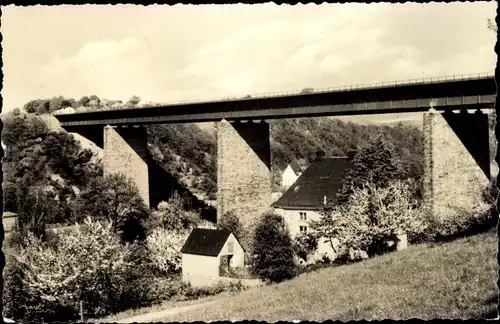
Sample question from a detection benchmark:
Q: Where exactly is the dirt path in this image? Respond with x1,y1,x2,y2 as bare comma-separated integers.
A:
115,300,219,323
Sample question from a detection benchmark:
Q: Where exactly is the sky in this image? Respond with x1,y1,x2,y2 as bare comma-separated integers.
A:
1,3,497,125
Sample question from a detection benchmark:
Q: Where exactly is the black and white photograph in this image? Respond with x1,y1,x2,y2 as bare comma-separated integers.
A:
0,2,498,322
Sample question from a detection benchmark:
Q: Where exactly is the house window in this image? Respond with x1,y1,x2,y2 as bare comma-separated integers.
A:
299,226,308,233
299,212,307,220
228,241,234,254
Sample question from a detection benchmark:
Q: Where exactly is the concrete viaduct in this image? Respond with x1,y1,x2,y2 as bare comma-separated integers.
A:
54,72,497,228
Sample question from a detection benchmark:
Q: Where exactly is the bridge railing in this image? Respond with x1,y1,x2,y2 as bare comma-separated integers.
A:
54,72,495,115
149,71,495,105
237,71,495,100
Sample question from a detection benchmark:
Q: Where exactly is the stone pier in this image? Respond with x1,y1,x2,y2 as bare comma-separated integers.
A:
422,109,493,222
216,119,272,232
103,125,150,207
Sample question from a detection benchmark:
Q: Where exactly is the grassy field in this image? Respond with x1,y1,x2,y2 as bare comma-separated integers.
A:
131,228,498,322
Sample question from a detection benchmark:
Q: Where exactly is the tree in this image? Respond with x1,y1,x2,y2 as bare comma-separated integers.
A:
311,179,426,258
35,101,49,115
73,173,150,239
217,210,244,241
146,227,187,275
3,181,19,212
487,18,497,33
251,213,297,283
12,218,135,321
23,99,45,113
40,132,96,187
336,136,405,205
147,192,200,233
127,95,141,107
292,232,318,261
48,96,64,112
16,185,58,241
78,96,90,107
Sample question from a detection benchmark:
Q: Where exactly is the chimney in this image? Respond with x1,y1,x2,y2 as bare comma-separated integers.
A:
347,150,356,161
314,150,326,162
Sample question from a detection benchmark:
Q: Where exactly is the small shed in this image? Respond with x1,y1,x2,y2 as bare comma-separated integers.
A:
2,212,18,234
181,228,245,287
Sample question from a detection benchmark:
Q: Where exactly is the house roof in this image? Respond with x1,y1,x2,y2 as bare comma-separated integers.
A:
181,228,234,257
2,211,18,219
272,157,353,210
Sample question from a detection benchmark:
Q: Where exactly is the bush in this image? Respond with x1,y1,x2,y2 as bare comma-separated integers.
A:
146,227,188,275
251,213,297,283
148,192,201,233
179,280,246,301
292,232,318,261
197,219,217,229
8,217,151,322
3,181,19,212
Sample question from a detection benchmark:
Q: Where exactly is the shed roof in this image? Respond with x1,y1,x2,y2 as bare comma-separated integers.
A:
181,228,235,257
272,157,353,210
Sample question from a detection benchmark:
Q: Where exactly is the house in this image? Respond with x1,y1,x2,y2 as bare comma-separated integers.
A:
181,228,245,287
272,151,355,263
281,159,306,191
2,211,18,234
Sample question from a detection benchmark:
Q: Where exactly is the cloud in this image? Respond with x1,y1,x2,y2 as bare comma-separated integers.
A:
2,3,496,111
38,37,154,102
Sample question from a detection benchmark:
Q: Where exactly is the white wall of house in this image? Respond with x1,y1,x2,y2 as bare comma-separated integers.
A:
182,253,220,287
281,165,300,190
274,207,339,262
274,208,321,238
182,233,246,287
217,233,245,268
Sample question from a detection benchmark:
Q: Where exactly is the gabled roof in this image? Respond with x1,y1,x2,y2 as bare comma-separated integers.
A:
181,228,233,257
272,157,353,210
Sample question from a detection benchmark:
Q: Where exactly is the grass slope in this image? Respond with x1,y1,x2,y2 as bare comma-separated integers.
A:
150,229,498,321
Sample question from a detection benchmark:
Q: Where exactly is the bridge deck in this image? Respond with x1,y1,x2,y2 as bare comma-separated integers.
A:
55,74,496,126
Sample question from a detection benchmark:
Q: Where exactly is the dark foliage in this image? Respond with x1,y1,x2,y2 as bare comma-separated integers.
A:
217,210,244,241
336,136,407,205
251,213,297,283
73,173,150,240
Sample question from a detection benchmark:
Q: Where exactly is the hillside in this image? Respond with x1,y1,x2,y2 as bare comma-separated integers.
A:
105,228,497,322
148,118,423,200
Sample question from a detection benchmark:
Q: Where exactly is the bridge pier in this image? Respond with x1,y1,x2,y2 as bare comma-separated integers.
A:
217,119,272,242
422,109,493,222
104,125,150,207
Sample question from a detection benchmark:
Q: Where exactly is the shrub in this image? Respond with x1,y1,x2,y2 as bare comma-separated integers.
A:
292,232,318,261
3,181,19,212
197,219,217,229
118,243,159,308
251,213,297,283
148,192,201,233
9,217,149,321
146,227,188,275
179,280,246,301
424,204,495,242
